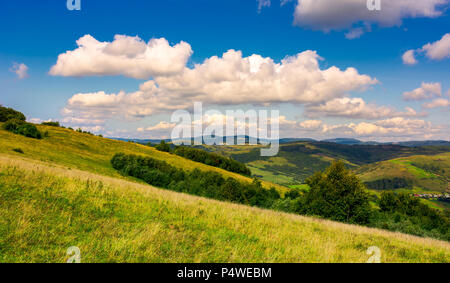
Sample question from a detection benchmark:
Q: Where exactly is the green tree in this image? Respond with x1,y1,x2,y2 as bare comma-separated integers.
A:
0,105,26,122
302,160,371,224
155,140,171,152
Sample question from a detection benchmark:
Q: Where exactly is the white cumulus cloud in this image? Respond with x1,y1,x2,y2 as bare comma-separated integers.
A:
305,97,422,119
402,50,418,65
421,33,450,60
402,33,450,64
62,49,377,122
49,35,193,79
422,98,450,109
321,117,444,140
403,82,442,101
138,121,177,132
293,0,447,37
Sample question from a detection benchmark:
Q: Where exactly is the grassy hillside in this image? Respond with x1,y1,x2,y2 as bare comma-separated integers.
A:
1,156,449,263
0,123,285,193
357,153,449,193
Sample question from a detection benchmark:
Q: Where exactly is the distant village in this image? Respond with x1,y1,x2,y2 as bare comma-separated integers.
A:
413,193,450,201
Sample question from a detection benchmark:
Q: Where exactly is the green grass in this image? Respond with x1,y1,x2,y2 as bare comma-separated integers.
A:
390,160,436,179
289,184,310,191
0,156,449,263
357,154,449,193
202,143,333,185
203,142,449,189
248,165,295,185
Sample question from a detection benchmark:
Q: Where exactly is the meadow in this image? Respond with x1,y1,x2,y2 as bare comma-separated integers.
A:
0,156,449,263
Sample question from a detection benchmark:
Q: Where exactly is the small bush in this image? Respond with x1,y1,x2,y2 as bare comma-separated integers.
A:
41,121,60,127
16,123,42,139
3,119,42,139
12,148,24,154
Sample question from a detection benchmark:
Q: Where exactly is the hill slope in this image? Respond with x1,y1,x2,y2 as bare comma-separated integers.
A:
199,142,449,186
357,153,450,193
1,156,449,263
0,123,285,192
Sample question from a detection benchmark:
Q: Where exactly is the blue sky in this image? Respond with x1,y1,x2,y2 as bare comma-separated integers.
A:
1,0,449,141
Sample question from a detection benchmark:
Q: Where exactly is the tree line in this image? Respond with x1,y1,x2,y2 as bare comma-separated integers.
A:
111,153,279,209
147,141,252,176
173,146,252,176
364,177,413,190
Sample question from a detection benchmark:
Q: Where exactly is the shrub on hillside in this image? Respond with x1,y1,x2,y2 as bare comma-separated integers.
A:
41,121,60,127
3,119,42,139
0,105,26,122
13,148,24,154
300,160,371,224
16,123,42,139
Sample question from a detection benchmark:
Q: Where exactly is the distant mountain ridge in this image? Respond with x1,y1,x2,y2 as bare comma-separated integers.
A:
321,138,450,147
111,136,450,147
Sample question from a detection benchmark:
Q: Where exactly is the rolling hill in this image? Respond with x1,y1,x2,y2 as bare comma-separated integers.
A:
198,142,450,187
1,123,449,262
357,153,450,193
0,123,285,193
